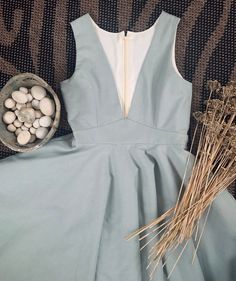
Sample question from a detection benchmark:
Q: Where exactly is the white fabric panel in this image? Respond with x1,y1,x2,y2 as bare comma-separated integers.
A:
93,27,155,116
91,18,182,116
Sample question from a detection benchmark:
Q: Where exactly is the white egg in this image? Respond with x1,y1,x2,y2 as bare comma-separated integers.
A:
32,99,40,109
15,110,19,116
31,85,47,100
13,119,23,128
4,98,16,109
35,110,43,118
39,97,55,116
7,124,16,132
18,108,35,123
15,128,22,136
33,119,40,128
39,116,52,127
3,111,16,124
21,125,28,131
16,103,26,110
12,91,28,104
29,127,36,134
19,87,28,94
17,131,31,145
27,94,33,102
36,127,48,139
24,122,32,128
18,115,25,123
29,134,36,143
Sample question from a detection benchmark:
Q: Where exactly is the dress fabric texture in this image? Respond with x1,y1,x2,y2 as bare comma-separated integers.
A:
0,10,236,281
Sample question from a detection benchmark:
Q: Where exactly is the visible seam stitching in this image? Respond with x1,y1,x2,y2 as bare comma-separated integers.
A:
74,117,124,131
74,118,188,136
126,117,188,135
75,142,187,146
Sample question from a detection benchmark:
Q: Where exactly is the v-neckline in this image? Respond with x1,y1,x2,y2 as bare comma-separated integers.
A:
86,10,165,119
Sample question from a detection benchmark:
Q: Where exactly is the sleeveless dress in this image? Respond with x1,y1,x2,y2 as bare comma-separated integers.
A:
0,10,235,281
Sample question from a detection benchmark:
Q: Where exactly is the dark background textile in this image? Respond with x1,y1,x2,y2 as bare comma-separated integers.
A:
0,0,235,198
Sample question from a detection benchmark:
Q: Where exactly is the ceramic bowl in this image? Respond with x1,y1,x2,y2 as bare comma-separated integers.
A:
0,72,61,152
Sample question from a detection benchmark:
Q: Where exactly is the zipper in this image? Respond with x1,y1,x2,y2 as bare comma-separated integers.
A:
123,29,128,118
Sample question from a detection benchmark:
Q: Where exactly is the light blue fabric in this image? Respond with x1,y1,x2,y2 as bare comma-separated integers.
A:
0,10,235,281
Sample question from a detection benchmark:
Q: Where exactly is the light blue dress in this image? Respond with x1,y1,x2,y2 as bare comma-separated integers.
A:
0,10,235,281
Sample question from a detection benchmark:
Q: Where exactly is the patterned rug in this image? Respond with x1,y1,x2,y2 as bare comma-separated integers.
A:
0,0,235,198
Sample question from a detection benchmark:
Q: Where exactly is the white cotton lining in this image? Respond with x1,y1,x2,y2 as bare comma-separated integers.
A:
94,26,155,116
91,16,188,116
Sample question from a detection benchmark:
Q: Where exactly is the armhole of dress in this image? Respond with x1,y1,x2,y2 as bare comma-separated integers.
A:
171,18,192,86
60,20,79,84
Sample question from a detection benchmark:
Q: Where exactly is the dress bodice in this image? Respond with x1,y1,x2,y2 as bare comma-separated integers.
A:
60,10,192,146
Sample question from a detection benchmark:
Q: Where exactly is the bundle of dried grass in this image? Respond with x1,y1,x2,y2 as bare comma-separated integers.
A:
125,80,236,280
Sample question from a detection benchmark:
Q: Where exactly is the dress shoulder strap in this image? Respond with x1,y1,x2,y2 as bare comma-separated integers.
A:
68,14,92,73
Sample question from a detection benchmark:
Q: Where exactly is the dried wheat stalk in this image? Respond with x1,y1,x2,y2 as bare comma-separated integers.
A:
124,80,236,280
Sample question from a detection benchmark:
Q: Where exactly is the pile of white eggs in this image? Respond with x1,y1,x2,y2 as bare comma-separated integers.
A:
2,85,55,146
